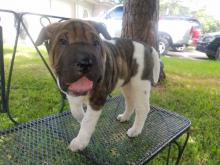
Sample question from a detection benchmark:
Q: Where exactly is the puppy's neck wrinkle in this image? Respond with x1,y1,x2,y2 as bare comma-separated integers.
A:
101,39,138,92
114,39,138,85
89,39,138,110
101,42,120,92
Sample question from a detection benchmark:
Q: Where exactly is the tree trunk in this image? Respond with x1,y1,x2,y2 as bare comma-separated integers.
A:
121,0,166,82
121,0,159,49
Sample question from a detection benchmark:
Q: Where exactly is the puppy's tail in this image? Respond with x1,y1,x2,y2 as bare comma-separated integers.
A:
151,47,160,84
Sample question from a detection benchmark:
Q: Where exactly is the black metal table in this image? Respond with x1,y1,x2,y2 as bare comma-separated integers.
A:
0,96,190,165
0,9,191,164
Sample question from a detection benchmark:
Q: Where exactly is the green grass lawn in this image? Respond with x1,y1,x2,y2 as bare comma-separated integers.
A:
152,57,220,164
1,47,220,164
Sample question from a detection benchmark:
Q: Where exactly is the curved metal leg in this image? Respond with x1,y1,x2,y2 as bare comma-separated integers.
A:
0,26,6,113
4,13,21,124
1,11,68,124
19,15,66,113
173,131,190,165
166,143,171,165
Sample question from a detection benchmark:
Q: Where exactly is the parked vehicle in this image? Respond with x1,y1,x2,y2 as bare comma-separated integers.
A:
159,16,202,54
196,32,220,60
92,5,202,55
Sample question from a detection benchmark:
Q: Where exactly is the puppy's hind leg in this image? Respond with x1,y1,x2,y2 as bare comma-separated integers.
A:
127,80,151,137
67,95,85,123
117,83,135,122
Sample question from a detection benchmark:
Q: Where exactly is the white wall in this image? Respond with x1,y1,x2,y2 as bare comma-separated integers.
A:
0,0,75,17
0,0,75,44
0,0,114,44
0,0,51,15
0,0,107,18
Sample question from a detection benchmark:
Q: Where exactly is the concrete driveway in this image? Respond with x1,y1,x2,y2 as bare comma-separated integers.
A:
166,50,208,60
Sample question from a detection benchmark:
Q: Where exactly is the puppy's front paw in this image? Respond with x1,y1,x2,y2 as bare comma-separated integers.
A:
69,137,88,152
127,127,141,137
117,114,129,122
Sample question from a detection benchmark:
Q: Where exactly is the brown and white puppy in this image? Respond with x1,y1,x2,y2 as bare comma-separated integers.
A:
36,19,160,152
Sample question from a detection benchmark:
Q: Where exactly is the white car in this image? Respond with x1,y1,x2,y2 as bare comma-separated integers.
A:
93,5,200,55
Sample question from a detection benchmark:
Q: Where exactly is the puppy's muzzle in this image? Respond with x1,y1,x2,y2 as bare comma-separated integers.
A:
77,57,93,74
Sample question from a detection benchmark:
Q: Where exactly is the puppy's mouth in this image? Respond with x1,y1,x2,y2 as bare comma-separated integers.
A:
67,76,93,96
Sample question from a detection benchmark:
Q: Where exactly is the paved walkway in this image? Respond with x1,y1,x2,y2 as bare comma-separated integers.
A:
166,50,208,60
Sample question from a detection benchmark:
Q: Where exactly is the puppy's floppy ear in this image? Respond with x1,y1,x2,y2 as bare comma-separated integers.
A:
86,21,111,40
35,22,61,46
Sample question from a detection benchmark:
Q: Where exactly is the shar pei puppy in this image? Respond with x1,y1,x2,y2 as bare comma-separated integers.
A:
36,19,160,152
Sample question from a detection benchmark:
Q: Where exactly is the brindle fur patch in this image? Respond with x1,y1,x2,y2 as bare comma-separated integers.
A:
89,38,138,110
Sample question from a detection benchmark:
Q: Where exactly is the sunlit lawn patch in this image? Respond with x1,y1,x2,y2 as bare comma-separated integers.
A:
1,47,220,164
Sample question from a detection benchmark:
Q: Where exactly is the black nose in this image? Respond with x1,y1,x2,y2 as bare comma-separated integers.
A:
77,58,93,73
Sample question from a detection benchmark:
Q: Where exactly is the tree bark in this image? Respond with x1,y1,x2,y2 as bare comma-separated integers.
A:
121,0,166,82
121,0,159,49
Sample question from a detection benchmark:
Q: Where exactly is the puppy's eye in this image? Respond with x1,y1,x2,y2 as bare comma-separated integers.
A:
59,38,68,46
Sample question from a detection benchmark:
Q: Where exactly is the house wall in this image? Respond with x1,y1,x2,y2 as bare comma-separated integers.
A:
39,0,114,18
0,0,115,44
0,0,114,17
75,0,94,18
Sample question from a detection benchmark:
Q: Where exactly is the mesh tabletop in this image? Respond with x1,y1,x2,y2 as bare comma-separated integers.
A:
0,96,190,165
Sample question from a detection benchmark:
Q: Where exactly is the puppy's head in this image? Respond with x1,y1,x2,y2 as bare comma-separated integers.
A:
36,19,111,96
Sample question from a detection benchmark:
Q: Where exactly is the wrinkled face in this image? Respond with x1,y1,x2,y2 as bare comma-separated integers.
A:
36,20,111,96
